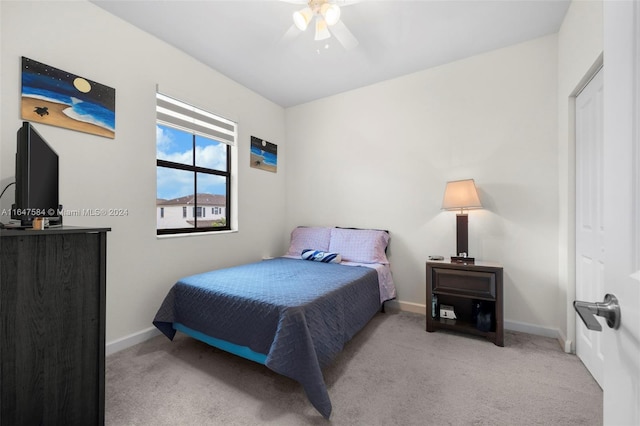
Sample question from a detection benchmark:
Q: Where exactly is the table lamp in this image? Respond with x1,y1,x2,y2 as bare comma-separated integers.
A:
442,179,482,263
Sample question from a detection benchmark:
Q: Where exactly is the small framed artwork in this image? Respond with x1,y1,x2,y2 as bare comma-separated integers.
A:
250,136,277,173
21,56,116,138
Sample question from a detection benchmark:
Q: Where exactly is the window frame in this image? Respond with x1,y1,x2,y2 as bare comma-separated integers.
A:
156,92,235,236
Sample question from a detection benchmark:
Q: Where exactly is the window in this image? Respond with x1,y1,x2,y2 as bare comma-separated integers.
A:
156,92,236,235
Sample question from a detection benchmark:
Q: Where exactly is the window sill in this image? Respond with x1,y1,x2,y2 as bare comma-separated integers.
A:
156,229,238,239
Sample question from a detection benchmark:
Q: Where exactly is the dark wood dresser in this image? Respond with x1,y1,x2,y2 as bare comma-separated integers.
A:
0,226,110,425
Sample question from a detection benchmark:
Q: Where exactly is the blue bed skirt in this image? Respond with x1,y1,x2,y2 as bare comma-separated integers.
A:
173,322,267,365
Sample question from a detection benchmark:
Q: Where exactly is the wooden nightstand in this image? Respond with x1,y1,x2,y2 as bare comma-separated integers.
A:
426,260,504,346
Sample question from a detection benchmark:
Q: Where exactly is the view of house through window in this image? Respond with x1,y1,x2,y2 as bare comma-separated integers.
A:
156,93,236,234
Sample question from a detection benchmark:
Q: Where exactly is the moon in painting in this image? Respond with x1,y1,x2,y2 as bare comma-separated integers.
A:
73,77,91,93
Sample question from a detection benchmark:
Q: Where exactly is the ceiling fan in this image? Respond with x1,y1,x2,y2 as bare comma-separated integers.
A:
281,0,360,50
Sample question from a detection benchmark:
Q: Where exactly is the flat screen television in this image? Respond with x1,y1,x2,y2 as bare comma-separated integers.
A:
11,122,60,227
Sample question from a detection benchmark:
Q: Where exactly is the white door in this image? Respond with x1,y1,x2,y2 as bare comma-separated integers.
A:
575,68,605,387
602,1,640,424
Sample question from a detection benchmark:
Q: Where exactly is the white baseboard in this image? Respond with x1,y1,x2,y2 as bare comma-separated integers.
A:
503,319,571,352
106,326,162,357
503,319,559,338
386,299,426,315
558,330,574,354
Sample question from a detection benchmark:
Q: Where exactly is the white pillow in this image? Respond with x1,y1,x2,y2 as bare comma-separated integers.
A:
286,226,331,256
328,227,390,264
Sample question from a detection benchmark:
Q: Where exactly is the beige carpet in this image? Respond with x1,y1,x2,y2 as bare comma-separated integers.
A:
106,311,602,425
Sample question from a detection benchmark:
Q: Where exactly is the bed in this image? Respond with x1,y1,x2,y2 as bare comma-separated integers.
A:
152,226,396,418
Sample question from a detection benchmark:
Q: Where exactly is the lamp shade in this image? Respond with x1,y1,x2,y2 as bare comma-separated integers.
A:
441,179,482,211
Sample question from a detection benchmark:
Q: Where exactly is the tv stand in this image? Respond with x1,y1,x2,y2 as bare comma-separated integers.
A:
0,226,110,424
1,222,63,230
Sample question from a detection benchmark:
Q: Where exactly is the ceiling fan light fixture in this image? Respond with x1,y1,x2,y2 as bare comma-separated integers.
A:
321,3,341,26
314,17,331,41
293,7,313,31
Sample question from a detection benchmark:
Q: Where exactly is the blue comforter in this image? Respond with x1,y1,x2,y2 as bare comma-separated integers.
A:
153,257,381,418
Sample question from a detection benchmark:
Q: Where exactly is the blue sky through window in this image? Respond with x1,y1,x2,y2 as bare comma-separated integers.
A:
156,124,227,200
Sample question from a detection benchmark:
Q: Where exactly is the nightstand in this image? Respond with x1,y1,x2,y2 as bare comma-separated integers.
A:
426,260,504,346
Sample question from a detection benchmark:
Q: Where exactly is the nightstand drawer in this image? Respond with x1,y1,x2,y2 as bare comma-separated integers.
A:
432,268,496,299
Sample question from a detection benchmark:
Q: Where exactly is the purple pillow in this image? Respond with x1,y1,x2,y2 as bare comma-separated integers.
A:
286,227,331,256
328,228,390,264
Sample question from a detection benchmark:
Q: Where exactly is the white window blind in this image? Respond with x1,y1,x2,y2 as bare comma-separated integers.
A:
156,92,236,146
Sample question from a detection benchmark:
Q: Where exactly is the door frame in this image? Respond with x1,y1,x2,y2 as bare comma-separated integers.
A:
567,54,604,354
574,66,605,386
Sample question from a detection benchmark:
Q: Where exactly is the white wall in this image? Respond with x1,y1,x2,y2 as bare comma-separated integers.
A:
0,1,287,343
0,0,604,348
285,35,560,332
556,0,603,351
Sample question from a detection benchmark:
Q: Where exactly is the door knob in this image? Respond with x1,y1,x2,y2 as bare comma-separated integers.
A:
573,293,621,331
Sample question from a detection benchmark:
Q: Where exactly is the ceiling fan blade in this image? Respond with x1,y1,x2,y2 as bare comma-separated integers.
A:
330,20,358,50
280,23,301,44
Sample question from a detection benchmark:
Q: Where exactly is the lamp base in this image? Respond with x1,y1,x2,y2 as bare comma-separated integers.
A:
456,214,469,258
451,256,475,264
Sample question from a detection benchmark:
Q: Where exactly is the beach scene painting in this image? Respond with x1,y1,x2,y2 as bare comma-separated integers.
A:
250,136,277,173
21,57,115,138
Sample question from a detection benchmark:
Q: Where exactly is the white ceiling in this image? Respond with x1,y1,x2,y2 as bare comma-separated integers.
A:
91,0,570,108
